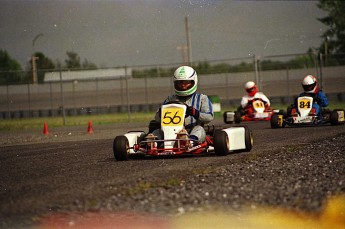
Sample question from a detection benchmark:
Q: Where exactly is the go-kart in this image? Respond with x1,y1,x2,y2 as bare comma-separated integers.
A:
270,96,345,128
113,102,253,161
223,98,283,124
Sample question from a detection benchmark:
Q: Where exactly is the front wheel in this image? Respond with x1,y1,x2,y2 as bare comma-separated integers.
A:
113,135,130,161
243,126,253,152
213,131,229,156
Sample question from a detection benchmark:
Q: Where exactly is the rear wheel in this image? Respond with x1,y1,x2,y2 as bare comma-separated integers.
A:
213,131,229,156
270,114,282,128
113,135,130,161
223,111,233,124
234,112,242,124
330,109,345,125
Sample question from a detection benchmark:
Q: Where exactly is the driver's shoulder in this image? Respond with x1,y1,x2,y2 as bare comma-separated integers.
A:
256,92,267,97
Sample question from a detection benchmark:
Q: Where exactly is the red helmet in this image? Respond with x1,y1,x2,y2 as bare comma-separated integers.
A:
245,81,258,97
302,75,318,93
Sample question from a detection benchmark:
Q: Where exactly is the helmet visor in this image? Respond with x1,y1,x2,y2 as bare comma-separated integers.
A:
303,82,316,92
246,87,255,93
174,80,194,92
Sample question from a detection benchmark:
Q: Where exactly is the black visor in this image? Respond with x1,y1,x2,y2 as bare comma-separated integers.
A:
246,87,255,93
302,82,316,92
174,80,194,91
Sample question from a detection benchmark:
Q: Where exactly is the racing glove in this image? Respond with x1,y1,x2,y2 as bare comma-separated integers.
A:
186,106,200,119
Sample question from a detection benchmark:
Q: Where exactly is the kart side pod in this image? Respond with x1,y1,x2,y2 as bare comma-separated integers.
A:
222,126,252,151
213,126,253,156
124,131,146,154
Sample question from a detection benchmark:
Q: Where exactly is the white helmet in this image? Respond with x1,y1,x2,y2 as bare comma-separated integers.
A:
302,75,318,93
173,66,198,96
244,81,258,97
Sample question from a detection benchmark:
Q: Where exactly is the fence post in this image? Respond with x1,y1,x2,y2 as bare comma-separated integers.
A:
27,83,31,117
145,75,148,108
254,54,259,85
49,82,53,117
96,78,99,114
125,66,131,122
319,53,323,91
286,67,291,104
6,84,10,119
59,69,66,125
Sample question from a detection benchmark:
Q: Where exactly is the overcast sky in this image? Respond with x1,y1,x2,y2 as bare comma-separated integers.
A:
0,0,328,68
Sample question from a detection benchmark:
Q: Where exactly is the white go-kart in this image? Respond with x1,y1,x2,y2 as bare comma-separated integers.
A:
113,102,253,161
271,96,345,128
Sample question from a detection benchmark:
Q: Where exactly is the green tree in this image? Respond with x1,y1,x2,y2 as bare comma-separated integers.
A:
0,50,23,85
317,0,345,63
65,51,81,69
28,52,55,83
82,59,98,70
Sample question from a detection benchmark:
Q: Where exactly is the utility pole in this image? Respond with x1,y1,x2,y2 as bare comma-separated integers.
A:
31,33,43,84
176,45,187,65
31,56,39,84
185,16,192,65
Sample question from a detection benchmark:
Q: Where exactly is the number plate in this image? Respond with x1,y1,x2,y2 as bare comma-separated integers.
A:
253,100,265,109
161,107,184,126
298,98,312,110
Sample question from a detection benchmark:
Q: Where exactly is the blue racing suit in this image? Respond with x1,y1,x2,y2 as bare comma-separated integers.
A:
294,90,329,116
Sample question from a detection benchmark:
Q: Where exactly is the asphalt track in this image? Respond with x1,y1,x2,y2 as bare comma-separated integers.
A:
0,118,345,228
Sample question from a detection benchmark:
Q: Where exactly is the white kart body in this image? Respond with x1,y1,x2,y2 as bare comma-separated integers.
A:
124,131,146,154
292,96,316,124
221,127,247,151
224,99,277,123
123,103,249,154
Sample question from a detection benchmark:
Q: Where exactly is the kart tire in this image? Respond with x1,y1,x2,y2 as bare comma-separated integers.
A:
213,130,229,156
243,126,253,152
330,109,345,125
223,111,233,124
278,109,287,118
113,135,130,161
270,114,281,129
286,104,293,117
234,112,242,124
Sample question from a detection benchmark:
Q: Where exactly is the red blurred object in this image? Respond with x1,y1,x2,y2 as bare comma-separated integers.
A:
43,122,49,135
87,121,94,134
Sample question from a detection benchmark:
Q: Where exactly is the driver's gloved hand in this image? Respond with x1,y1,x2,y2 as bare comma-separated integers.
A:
186,106,200,119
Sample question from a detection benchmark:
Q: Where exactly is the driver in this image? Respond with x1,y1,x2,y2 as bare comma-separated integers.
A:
152,66,214,146
238,81,271,115
291,75,328,116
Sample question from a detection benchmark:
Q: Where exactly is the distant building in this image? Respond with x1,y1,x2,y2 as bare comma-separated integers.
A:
44,68,132,82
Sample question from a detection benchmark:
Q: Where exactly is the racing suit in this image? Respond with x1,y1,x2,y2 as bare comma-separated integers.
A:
294,91,329,116
239,92,271,114
153,92,214,143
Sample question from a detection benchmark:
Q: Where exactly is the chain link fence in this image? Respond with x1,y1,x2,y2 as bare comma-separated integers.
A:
0,53,344,120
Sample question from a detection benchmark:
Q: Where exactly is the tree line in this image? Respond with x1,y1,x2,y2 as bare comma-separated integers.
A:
0,51,97,85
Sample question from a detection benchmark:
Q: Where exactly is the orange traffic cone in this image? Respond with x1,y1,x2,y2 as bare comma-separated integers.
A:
43,122,49,135
87,120,94,134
